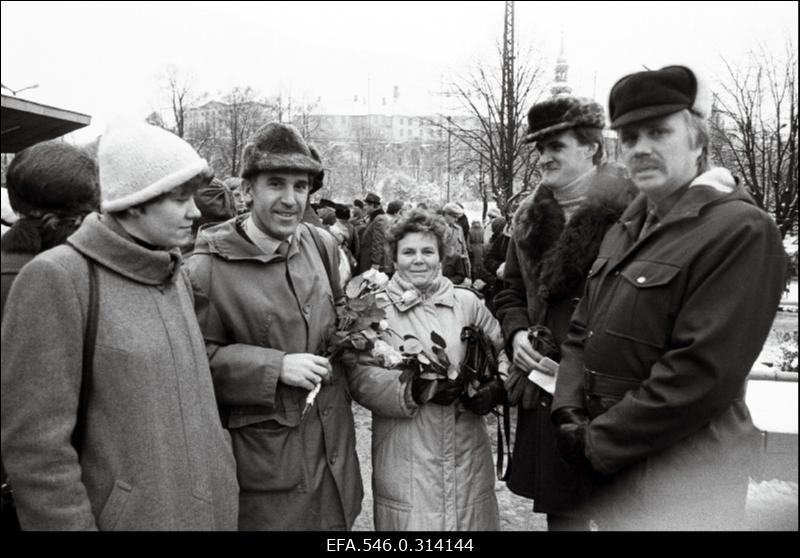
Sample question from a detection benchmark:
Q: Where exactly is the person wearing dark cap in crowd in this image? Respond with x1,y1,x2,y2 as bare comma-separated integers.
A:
441,202,472,286
357,192,391,275
493,95,636,531
1,121,239,530
551,65,785,530
185,122,362,530
181,177,237,256
335,204,360,265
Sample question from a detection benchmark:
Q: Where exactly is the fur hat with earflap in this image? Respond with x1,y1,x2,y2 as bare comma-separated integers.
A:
98,119,209,213
240,122,322,180
2,140,100,255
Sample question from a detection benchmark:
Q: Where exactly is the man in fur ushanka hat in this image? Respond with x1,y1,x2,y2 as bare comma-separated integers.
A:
184,122,363,530
493,96,636,531
551,65,785,531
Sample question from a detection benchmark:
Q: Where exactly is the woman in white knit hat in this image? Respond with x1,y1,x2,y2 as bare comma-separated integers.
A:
1,120,239,530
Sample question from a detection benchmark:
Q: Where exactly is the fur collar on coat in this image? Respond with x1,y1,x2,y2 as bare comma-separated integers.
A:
512,165,635,303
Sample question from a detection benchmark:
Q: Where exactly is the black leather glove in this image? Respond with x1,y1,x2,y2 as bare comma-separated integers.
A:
463,377,506,415
552,407,595,475
430,378,466,406
413,375,465,406
504,366,537,410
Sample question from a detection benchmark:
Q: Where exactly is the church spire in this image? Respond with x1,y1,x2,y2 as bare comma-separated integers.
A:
550,31,572,97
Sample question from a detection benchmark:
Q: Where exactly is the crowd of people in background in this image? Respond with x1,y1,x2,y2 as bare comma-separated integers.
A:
0,63,788,532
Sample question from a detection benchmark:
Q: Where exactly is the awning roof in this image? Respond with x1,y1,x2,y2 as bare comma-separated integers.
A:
1,94,91,153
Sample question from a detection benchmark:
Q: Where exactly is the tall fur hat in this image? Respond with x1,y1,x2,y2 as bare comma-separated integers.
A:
6,140,100,216
98,120,208,212
240,122,322,179
523,96,605,144
608,65,712,128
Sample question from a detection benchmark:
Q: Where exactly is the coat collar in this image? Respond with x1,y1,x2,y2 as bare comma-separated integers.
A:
193,214,306,263
67,213,181,286
512,164,635,302
619,167,753,236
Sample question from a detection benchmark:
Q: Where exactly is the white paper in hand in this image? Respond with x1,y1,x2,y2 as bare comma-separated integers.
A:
527,357,559,395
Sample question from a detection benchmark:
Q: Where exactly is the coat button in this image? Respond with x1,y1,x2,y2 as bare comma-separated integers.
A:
303,304,311,314
636,276,646,284
323,408,331,416
330,454,337,465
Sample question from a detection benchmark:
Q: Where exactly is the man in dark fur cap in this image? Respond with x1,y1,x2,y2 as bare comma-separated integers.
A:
494,96,636,530
552,66,785,530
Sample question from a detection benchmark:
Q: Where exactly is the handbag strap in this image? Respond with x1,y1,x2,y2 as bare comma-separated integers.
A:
305,223,343,301
71,258,98,453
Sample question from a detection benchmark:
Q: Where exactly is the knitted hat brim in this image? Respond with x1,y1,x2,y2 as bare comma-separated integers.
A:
241,153,322,179
101,159,209,213
609,103,686,129
523,120,603,144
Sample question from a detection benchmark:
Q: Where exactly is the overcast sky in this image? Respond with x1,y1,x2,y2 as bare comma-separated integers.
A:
2,1,797,143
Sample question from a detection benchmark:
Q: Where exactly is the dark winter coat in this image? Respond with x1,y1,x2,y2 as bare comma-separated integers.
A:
358,208,391,274
480,226,510,315
552,168,786,530
495,164,635,514
1,213,239,530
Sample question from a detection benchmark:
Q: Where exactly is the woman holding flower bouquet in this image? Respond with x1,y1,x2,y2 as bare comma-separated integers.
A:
347,209,510,531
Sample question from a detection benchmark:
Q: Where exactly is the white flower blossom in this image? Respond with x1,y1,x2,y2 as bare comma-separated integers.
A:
400,290,419,305
372,271,389,288
378,319,389,331
371,339,403,368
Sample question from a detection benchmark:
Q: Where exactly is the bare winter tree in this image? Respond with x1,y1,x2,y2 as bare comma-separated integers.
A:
353,119,386,195
711,41,798,238
158,65,203,138
217,86,269,177
427,45,545,212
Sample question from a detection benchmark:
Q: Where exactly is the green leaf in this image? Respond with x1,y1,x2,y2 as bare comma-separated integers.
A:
348,298,369,312
345,279,365,299
420,371,442,381
431,331,447,348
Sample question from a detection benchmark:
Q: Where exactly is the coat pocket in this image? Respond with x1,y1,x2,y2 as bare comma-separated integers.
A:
97,480,133,531
230,420,306,493
605,261,680,348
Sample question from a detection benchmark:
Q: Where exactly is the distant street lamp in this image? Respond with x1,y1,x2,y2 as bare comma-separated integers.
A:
1,83,39,96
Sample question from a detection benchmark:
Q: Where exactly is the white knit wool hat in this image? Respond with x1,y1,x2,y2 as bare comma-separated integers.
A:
98,120,209,212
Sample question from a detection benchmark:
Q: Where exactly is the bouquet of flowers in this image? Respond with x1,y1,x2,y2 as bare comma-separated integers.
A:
304,269,391,416
304,269,456,414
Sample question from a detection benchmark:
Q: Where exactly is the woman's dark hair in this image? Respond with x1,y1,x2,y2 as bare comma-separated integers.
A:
2,140,100,254
386,208,448,261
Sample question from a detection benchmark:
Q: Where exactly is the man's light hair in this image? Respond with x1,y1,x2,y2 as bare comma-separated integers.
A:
680,109,711,174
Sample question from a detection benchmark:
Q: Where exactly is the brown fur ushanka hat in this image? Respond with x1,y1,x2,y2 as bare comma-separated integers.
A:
523,96,605,144
240,122,322,179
